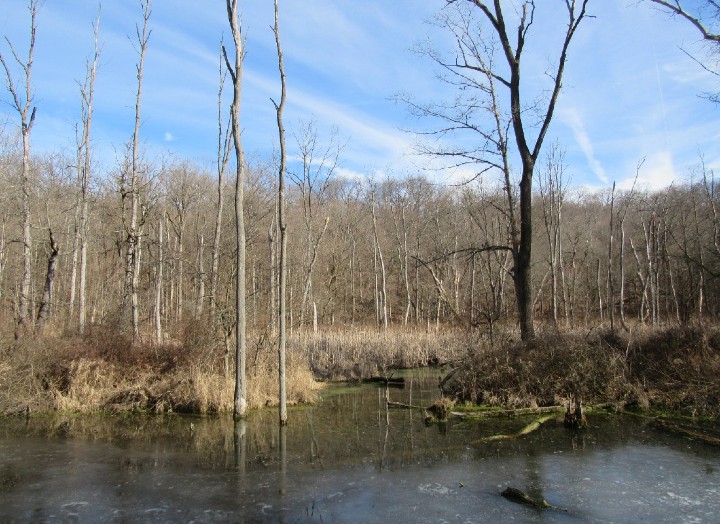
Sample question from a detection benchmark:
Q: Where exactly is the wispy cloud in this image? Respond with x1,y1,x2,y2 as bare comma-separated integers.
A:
560,107,608,184
244,69,418,173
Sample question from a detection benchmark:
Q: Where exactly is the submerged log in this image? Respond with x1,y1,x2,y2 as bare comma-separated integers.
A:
363,376,405,387
651,419,720,447
501,487,550,509
450,405,564,419
474,414,557,443
387,401,425,410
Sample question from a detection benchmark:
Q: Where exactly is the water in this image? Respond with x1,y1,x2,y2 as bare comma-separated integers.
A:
1,369,719,522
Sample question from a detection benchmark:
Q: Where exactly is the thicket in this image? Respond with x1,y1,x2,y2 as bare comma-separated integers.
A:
445,324,720,417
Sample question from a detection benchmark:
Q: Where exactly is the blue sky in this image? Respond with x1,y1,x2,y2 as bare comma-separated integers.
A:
1,0,719,191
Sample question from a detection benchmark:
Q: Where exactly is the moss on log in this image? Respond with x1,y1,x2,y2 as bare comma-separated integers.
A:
474,414,558,443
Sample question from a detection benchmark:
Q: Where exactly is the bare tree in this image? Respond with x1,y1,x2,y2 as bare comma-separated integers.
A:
289,121,339,328
409,0,591,340
223,0,248,418
123,0,151,344
370,187,388,331
211,42,231,322
166,162,201,323
154,216,164,345
70,10,101,336
1,0,39,339
538,144,569,328
272,0,288,425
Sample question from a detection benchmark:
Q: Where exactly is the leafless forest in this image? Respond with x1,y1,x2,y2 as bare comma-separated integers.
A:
1,0,719,417
0,148,717,337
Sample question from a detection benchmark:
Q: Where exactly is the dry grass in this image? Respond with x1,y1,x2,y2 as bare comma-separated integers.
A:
445,324,720,417
295,327,468,380
0,323,320,416
5,320,716,418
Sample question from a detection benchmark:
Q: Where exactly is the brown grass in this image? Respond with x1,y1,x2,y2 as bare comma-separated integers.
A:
0,322,320,416
445,324,720,417
295,327,468,380
4,320,716,418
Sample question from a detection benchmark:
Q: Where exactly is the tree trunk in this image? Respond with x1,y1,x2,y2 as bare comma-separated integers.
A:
1,1,39,339
607,182,616,332
155,219,163,345
196,232,205,316
515,165,535,341
276,37,288,422
211,42,230,322
36,228,59,335
125,0,150,345
224,0,247,418
371,199,387,330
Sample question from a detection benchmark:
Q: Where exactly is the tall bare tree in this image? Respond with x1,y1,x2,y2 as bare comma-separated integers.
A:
224,0,248,418
70,10,101,336
211,42,231,322
410,0,591,340
123,0,151,344
272,0,288,425
1,0,39,339
289,122,339,328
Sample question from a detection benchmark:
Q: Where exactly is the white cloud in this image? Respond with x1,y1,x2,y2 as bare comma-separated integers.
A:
617,151,677,191
560,107,608,184
164,132,175,142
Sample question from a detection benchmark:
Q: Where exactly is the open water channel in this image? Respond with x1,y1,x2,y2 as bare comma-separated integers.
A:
1,369,719,523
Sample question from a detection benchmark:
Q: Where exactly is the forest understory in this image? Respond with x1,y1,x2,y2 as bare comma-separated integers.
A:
1,321,718,419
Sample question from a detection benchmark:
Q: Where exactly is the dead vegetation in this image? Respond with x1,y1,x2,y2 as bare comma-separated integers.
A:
297,328,467,381
443,324,720,417
0,321,319,416
2,321,718,419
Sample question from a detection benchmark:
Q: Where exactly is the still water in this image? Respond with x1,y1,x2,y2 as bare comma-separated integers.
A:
1,369,719,523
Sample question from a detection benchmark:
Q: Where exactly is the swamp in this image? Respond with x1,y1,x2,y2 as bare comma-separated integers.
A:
2,369,720,522
3,0,720,521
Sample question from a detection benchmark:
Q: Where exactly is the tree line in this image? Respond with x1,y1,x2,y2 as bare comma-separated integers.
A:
2,0,719,415
0,141,717,334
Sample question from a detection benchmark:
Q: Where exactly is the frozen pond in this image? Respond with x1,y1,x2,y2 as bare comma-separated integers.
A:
1,369,719,522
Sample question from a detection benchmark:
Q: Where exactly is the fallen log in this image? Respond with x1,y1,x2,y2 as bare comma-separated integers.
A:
651,419,720,447
474,414,557,443
363,376,405,387
450,405,564,419
387,400,425,410
501,487,550,509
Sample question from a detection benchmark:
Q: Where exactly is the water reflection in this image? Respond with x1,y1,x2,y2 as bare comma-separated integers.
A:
0,369,719,522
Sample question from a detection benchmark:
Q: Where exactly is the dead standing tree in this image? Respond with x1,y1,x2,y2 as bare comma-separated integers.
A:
70,10,101,336
224,0,248,418
0,0,39,339
272,0,288,425
210,41,231,323
406,0,591,340
122,0,151,344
